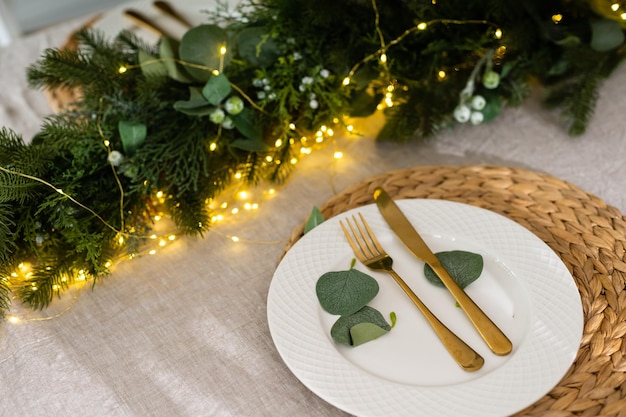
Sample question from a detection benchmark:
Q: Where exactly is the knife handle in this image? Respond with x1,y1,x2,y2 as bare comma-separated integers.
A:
430,260,513,355
388,270,484,371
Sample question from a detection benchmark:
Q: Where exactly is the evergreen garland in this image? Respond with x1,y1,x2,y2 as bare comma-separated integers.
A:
1,0,625,316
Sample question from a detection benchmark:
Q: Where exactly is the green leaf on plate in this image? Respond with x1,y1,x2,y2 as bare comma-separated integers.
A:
304,206,324,234
202,73,232,106
424,250,483,289
118,120,147,155
316,268,379,316
330,306,391,346
389,311,397,328
350,322,390,346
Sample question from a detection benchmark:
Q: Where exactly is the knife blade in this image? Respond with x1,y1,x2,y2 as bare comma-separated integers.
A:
373,187,512,356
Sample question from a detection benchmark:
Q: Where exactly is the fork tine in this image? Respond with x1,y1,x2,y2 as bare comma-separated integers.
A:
356,213,383,256
347,215,376,259
339,219,366,263
351,215,378,257
340,213,485,371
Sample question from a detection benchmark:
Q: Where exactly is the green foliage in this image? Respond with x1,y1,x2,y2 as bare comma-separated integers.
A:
424,250,484,289
330,305,391,346
316,268,379,315
1,0,624,316
303,206,324,234
0,204,15,264
316,260,391,347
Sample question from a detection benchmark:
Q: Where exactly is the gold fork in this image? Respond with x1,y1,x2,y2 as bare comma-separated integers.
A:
340,213,484,372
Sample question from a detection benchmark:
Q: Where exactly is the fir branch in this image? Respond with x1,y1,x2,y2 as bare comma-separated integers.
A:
0,270,9,318
545,75,600,136
0,169,42,203
16,257,76,310
27,29,140,101
0,204,16,265
27,46,107,90
1,128,50,203
167,192,211,236
268,144,296,183
2,0,624,317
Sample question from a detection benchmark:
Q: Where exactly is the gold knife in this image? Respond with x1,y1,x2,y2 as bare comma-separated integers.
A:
373,187,513,356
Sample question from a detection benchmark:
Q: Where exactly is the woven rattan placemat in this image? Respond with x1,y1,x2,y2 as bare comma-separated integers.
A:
285,164,626,417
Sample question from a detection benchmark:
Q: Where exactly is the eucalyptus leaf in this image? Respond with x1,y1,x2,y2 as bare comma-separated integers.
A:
235,26,281,68
304,206,324,234
480,92,501,123
350,322,389,346
330,306,391,346
138,50,167,77
202,73,232,106
553,35,581,47
547,59,570,76
499,61,516,79
228,137,270,152
118,121,147,155
173,87,213,115
316,268,379,315
590,19,625,52
347,89,383,118
173,106,216,116
231,108,263,141
179,24,230,82
424,250,483,289
160,37,192,83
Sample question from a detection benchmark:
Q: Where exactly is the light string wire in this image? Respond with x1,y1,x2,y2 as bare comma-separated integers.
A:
344,7,498,83
6,285,84,323
2,1,495,320
98,97,126,234
0,165,121,235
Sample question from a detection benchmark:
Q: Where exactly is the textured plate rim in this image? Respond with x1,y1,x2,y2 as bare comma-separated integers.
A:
267,200,583,416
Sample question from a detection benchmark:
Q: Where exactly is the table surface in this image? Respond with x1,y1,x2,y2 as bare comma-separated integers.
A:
1,2,626,416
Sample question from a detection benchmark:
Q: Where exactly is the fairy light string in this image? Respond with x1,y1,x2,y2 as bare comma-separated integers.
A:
2,1,511,320
343,17,499,85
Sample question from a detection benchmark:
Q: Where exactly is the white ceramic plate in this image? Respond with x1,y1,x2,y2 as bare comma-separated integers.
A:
267,199,583,417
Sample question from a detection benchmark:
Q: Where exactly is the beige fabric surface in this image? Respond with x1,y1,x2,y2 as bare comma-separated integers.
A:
1,5,626,417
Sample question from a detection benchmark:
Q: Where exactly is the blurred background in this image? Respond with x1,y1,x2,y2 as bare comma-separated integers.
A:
0,0,133,46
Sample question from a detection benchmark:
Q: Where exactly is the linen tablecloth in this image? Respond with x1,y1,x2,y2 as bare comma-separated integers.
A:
1,4,626,416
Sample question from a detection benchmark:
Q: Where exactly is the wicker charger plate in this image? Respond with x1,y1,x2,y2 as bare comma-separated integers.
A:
284,164,626,417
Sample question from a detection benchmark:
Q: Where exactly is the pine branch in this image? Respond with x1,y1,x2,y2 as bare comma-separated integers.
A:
544,47,609,136
268,144,296,183
0,204,16,265
377,102,424,141
1,128,50,203
16,257,76,310
167,193,211,236
26,29,140,99
0,269,10,318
